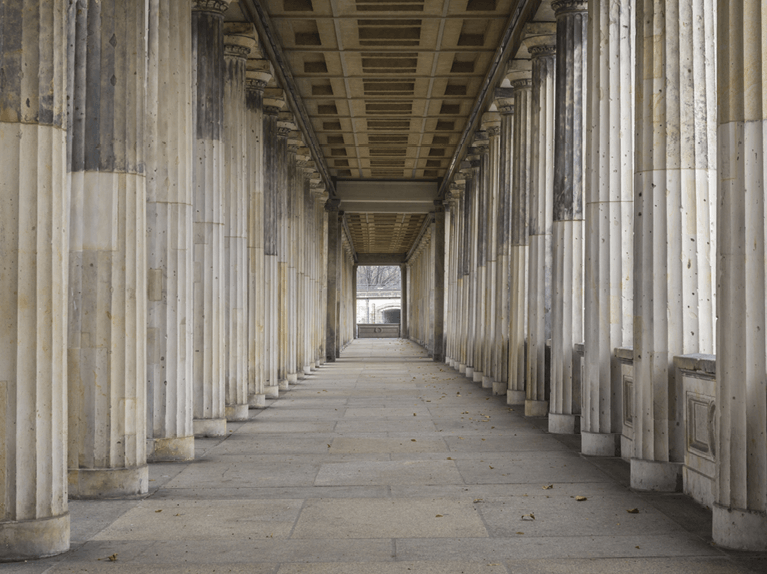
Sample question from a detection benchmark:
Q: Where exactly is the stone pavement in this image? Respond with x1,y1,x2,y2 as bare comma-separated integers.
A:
10,339,766,573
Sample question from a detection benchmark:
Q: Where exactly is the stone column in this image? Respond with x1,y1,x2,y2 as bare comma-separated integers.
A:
246,59,271,408
508,77,532,406
526,41,557,417
472,134,489,384
632,0,716,490
582,0,634,456
67,0,148,497
465,151,481,380
326,200,342,361
0,0,70,560
400,264,409,338
192,0,231,437
263,89,284,399
482,113,501,391
276,113,294,389
549,0,588,435
223,25,254,422
458,166,473,374
146,0,196,461
302,165,316,374
713,0,767,550
434,201,446,362
494,89,514,398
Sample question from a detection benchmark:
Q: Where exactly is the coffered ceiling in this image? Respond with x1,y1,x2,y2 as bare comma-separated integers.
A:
261,0,520,182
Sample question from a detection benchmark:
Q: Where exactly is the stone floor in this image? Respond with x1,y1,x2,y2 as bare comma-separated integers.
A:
10,339,767,573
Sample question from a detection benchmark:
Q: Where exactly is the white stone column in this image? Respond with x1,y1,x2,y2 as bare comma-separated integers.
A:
276,113,294,389
246,59,271,408
549,0,588,435
472,134,489,384
713,0,767,550
507,77,531,406
632,0,716,491
67,0,148,497
0,0,70,559
222,25,254,422
326,200,342,361
492,95,512,396
526,41,557,417
582,0,634,456
482,113,501,391
146,0,195,462
263,90,284,399
191,0,231,437
434,201,446,362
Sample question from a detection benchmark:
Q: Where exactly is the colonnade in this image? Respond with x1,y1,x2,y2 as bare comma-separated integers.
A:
407,0,767,551
0,0,340,560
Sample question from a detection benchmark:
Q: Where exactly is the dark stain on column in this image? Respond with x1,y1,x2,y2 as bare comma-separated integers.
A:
553,0,588,222
193,9,224,141
511,79,532,247
462,172,473,276
264,109,278,256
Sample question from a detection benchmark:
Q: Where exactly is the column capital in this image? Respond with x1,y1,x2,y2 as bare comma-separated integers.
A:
324,198,341,212
552,0,588,17
511,78,533,91
263,87,285,115
224,23,256,59
529,43,557,58
433,199,446,213
192,0,232,14
482,111,501,135
494,86,515,115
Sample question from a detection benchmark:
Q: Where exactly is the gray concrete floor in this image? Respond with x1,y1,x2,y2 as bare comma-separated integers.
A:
12,339,767,573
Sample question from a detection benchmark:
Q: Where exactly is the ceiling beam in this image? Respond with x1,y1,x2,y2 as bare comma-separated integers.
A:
356,253,407,266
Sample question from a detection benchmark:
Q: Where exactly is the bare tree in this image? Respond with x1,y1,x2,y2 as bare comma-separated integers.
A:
357,265,401,291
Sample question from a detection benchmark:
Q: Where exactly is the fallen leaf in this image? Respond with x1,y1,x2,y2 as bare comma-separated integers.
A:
446,457,453,460
108,554,118,562
627,508,639,514
521,513,535,521
516,532,524,535
473,498,484,503
411,439,416,442
489,466,494,469
435,514,443,518
542,485,553,490
155,509,162,513
413,413,417,416
576,496,587,502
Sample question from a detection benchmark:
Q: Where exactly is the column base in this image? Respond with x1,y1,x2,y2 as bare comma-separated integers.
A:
581,431,620,457
481,375,492,389
68,465,149,499
193,417,227,437
473,370,483,384
713,504,767,551
492,382,507,396
303,365,313,375
525,400,549,417
465,366,474,378
287,372,298,384
147,436,195,462
458,363,466,374
279,379,290,391
446,358,454,368
249,394,266,408
620,435,632,462
0,513,69,562
265,385,279,399
548,413,580,434
316,359,322,368
225,403,249,422
507,389,525,405
630,458,682,492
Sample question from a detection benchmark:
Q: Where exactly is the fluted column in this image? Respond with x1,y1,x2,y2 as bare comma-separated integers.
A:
400,264,409,339
222,25,253,422
146,0,195,462
434,201,446,362
458,167,472,374
0,0,70,559
632,0,716,490
713,0,767,550
246,60,271,408
472,134,489,384
549,0,588,434
326,200,342,361
276,114,294,389
482,113,501,392
465,153,481,380
508,78,531,406
67,0,148,497
191,0,231,437
263,89,284,399
582,0,634,456
526,41,557,417
492,97,512,396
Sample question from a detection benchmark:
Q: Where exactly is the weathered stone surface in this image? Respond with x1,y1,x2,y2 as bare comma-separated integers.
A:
0,0,70,559
67,0,148,497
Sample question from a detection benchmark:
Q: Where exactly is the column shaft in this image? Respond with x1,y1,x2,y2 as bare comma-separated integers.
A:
67,0,148,496
434,206,446,362
526,43,556,417
713,0,767,550
631,0,717,490
326,203,341,361
191,1,230,437
0,0,70,559
146,0,195,461
549,0,588,435
582,0,634,456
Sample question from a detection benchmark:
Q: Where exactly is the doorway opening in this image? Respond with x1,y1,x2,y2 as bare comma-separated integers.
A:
356,265,402,338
